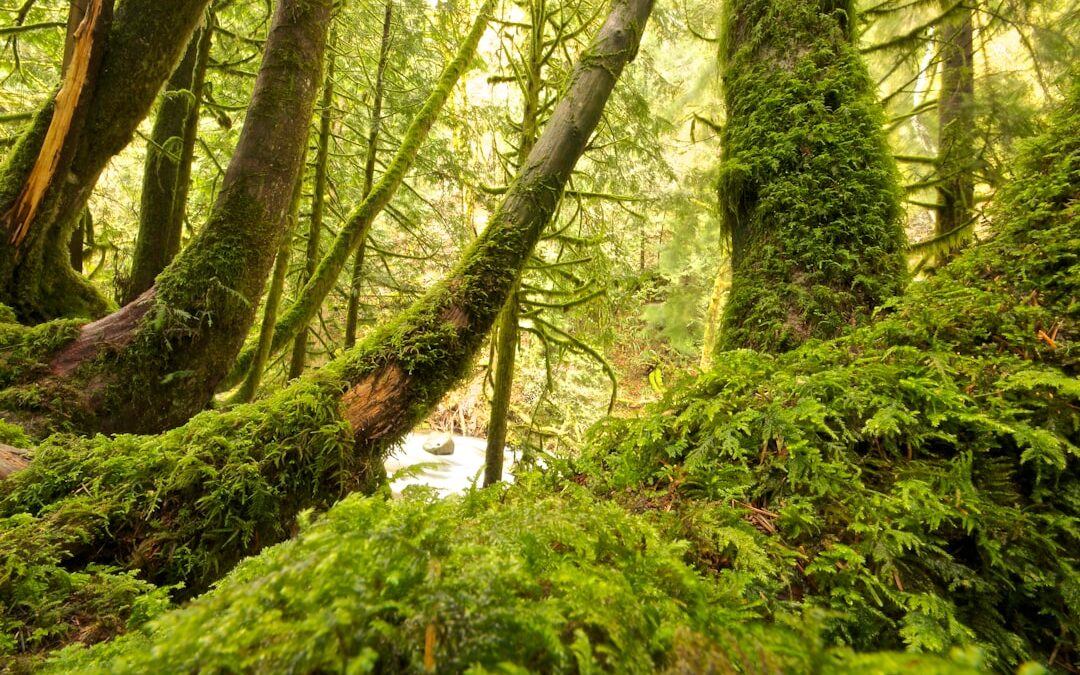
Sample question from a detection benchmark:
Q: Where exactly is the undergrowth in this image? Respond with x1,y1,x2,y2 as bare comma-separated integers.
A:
0,378,380,667
41,487,986,674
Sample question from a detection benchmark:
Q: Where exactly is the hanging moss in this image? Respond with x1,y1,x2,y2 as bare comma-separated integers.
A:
716,0,908,353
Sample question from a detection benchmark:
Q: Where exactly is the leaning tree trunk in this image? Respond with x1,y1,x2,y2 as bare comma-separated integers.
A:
222,0,497,391
122,21,213,305
0,0,332,437
0,0,215,323
0,0,654,660
715,0,908,354
934,1,976,258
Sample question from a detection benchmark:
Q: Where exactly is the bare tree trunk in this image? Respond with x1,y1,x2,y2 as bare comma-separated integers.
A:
123,20,213,304
343,2,393,351
0,0,215,322
484,0,544,486
63,0,90,275
715,0,907,354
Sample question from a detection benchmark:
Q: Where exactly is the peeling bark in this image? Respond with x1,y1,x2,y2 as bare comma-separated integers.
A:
0,0,214,322
5,0,332,435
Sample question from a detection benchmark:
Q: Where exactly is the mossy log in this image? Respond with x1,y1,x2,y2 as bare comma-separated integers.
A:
0,0,654,663
0,0,214,323
0,0,332,437
715,0,908,353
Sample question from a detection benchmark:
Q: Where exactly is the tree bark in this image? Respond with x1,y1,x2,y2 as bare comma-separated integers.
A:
222,0,497,390
484,283,519,486
934,2,976,257
2,0,332,436
484,0,544,486
233,160,306,404
63,0,91,275
288,29,338,380
123,21,213,305
715,0,908,354
0,0,215,322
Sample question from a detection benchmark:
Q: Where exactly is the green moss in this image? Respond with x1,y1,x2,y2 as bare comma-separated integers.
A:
574,73,1080,668
40,487,985,674
716,0,907,353
0,376,380,661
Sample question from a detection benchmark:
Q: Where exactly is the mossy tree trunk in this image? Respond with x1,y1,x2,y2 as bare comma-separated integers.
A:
0,0,654,658
484,283,520,486
288,29,338,380
343,2,393,351
2,0,332,436
934,2,976,257
0,0,215,322
232,161,307,404
715,0,907,354
122,21,213,305
222,0,497,390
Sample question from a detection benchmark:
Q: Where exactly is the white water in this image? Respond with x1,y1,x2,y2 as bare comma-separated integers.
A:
384,432,518,496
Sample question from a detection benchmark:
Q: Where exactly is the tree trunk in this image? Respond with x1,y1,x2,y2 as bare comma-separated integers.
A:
0,0,215,322
288,29,338,380
232,161,306,404
484,283,519,486
0,5,654,659
484,0,544,485
123,21,213,305
715,0,907,354
343,2,393,351
222,0,497,390
64,0,91,276
1,0,332,436
934,2,976,257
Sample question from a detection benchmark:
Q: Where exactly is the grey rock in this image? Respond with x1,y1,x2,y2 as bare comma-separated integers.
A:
422,433,455,456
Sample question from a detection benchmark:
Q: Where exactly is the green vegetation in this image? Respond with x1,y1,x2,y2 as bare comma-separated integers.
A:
0,0,1077,671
